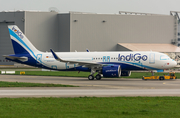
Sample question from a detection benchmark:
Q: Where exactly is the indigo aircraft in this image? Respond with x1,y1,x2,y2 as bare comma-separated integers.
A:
3,25,177,80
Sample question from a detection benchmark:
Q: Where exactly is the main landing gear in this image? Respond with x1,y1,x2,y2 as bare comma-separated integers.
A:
88,68,102,80
88,74,101,80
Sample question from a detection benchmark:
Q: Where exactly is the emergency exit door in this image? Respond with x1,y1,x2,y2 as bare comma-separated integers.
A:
149,53,155,64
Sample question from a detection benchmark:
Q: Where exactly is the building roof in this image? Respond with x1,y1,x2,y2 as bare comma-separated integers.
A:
118,43,180,52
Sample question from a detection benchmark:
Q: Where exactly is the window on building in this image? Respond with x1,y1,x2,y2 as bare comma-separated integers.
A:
178,44,180,47
178,33,180,36
178,38,180,41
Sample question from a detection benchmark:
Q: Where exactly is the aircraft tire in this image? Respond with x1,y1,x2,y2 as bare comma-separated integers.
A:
95,74,101,80
88,75,94,80
159,76,164,80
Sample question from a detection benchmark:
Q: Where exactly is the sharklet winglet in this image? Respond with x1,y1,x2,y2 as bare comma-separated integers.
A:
50,49,63,62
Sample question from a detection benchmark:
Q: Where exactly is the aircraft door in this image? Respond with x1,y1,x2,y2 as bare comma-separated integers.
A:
149,53,155,64
103,56,110,62
103,56,106,62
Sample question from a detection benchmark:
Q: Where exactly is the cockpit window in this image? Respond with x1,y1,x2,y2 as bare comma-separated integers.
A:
160,55,170,60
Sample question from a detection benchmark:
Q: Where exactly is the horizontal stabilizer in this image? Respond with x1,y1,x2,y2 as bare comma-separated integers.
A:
3,55,28,62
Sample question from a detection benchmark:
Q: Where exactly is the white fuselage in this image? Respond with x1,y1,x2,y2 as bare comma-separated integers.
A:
33,51,176,71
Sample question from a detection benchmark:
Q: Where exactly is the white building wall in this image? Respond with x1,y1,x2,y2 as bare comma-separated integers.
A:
70,13,175,52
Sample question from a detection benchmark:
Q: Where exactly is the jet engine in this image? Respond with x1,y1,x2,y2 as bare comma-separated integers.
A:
102,65,121,77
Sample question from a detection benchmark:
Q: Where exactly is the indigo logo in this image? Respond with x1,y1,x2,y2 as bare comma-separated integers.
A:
118,53,148,61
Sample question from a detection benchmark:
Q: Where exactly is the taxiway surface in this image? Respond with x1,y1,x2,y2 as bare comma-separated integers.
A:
0,75,180,97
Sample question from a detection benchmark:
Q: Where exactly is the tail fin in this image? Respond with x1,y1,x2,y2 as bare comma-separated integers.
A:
8,25,40,54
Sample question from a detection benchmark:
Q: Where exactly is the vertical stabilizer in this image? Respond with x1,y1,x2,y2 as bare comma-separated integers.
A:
8,25,40,54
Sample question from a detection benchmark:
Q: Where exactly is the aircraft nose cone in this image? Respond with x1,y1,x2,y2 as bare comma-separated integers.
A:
170,60,177,68
173,60,177,67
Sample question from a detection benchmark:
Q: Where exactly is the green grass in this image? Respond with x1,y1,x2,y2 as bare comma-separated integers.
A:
12,71,180,79
15,71,92,77
0,97,180,118
1,70,180,78
0,81,77,87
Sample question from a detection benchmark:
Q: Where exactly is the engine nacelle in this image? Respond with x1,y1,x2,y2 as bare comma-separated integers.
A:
121,71,131,76
102,65,121,77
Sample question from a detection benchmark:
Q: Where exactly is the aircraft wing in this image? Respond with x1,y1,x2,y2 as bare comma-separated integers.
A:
3,55,28,61
50,49,102,67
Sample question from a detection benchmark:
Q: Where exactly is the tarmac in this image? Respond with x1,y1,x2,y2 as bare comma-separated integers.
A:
0,75,180,97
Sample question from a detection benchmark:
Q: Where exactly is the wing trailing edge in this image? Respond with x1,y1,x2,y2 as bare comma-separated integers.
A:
50,49,102,67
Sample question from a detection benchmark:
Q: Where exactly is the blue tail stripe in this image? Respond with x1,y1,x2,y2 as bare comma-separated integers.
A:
11,39,29,54
8,28,36,58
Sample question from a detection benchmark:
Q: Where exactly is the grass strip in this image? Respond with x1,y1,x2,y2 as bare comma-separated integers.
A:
15,71,92,77
0,81,77,87
0,97,180,118
1,70,180,78
14,71,180,78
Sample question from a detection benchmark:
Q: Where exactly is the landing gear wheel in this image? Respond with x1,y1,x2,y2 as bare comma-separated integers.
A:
95,74,101,80
159,76,164,80
88,75,94,80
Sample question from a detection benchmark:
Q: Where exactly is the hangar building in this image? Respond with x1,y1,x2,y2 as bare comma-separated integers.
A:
0,11,179,65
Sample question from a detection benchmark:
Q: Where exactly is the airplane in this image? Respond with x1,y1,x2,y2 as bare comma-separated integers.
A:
3,25,177,80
